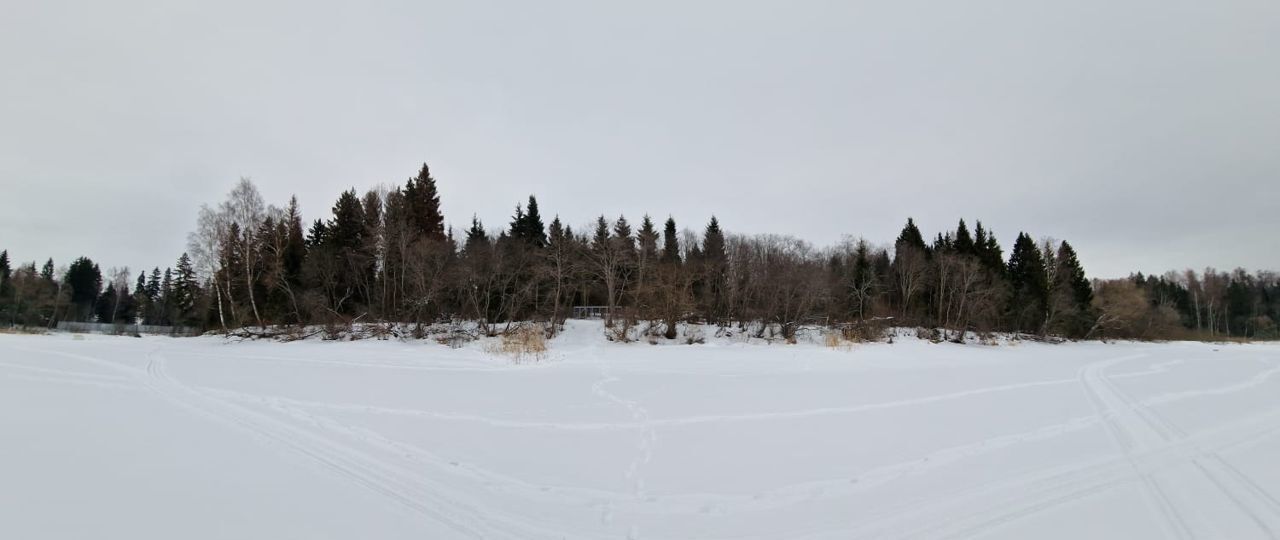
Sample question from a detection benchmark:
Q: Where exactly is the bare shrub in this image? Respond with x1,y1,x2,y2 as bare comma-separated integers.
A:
485,323,548,362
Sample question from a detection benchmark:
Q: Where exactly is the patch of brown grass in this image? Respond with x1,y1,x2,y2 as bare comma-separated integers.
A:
485,324,548,362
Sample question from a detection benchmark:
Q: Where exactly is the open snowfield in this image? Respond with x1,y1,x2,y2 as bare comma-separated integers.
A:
3,323,1280,539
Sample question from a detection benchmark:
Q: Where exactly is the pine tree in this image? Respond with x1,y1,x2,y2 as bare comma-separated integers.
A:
612,216,635,254
702,217,726,264
523,196,547,247
306,219,329,248
895,218,927,253
147,268,162,300
329,190,366,253
662,217,681,263
283,196,307,286
698,217,728,324
65,257,102,321
972,221,1005,274
160,268,173,325
637,216,659,263
508,203,526,240
954,219,975,256
893,218,931,319
97,283,118,323
173,253,199,324
592,216,611,249
0,250,10,299
404,163,445,241
134,271,149,323
41,258,55,283
464,216,489,253
1053,241,1093,336
1007,232,1050,333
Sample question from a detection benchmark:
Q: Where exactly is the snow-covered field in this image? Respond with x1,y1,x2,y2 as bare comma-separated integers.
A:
3,323,1280,539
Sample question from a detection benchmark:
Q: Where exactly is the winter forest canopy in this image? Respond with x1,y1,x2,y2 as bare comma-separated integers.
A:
2,163,1277,341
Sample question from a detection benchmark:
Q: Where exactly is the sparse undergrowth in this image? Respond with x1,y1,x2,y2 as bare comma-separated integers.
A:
483,323,548,362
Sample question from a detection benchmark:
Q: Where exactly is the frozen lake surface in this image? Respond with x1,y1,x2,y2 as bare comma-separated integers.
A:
3,322,1280,539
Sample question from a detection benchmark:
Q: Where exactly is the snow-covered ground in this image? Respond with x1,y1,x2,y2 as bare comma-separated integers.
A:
3,322,1280,539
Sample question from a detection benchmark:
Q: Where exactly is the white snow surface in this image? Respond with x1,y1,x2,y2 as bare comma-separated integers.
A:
3,321,1280,539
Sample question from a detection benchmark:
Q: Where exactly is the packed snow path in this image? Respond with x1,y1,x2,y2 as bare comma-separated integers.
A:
3,323,1280,539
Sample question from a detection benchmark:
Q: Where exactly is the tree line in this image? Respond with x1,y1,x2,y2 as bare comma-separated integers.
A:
2,163,1277,341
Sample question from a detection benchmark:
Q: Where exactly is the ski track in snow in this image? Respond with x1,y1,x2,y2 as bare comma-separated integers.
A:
5,332,1280,539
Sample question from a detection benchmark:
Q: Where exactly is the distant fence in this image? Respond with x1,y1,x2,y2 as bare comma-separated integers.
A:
56,321,201,337
571,306,613,319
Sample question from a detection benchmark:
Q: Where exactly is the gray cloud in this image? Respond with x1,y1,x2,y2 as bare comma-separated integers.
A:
2,0,1277,278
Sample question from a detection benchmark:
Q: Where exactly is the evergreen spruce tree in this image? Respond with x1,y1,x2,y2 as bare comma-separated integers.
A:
662,217,681,263
612,216,635,254
637,216,659,263
1007,232,1050,333
972,221,1005,274
954,219,975,256
895,218,927,253
592,216,611,249
325,190,369,312
523,196,547,247
463,216,489,253
160,268,173,325
283,196,307,286
134,272,149,322
97,283,117,323
306,219,329,248
698,217,728,324
1053,241,1093,336
147,268,162,300
329,190,366,253
41,258,55,283
508,203,526,240
932,232,953,254
404,163,445,241
173,253,199,325
702,217,726,264
0,250,10,298
65,257,102,321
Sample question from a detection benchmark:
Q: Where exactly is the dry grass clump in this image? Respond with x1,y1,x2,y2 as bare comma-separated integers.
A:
823,329,854,351
485,323,548,362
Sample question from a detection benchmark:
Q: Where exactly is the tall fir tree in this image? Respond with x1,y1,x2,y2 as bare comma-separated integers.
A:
0,250,10,298
972,221,1005,274
702,217,726,264
1053,241,1093,336
65,257,102,320
662,218,681,263
404,163,445,241
1007,232,1050,333
522,196,547,247
895,218,927,253
173,253,199,325
637,216,659,263
463,216,489,253
41,258,55,283
954,219,975,256
147,268,162,300
306,219,329,248
283,196,307,286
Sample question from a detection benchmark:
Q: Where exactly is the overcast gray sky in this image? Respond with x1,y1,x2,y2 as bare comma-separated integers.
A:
1,0,1277,279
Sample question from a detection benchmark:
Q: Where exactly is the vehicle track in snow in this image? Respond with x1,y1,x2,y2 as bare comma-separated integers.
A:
1099,354,1280,539
782,355,1280,540
1080,353,1194,539
21,344,580,539
140,347,590,540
